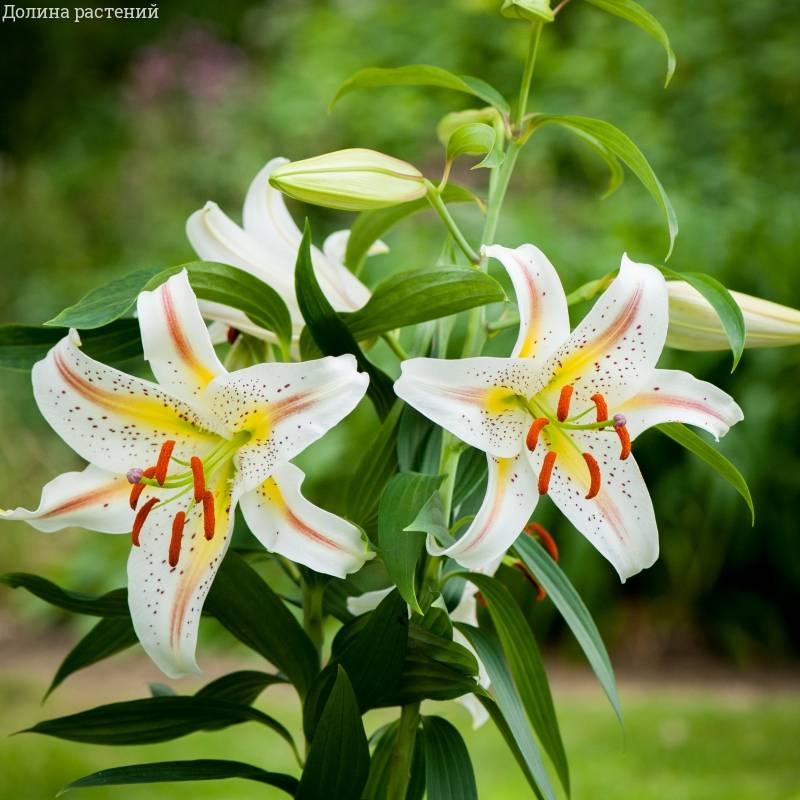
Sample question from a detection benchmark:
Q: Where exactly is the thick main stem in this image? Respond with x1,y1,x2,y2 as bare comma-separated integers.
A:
514,21,543,131
386,702,421,800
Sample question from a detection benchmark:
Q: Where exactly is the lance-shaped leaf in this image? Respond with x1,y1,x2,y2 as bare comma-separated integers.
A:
525,114,677,258
332,65,509,115
59,760,298,796
195,670,286,705
421,715,478,800
378,472,443,612
295,220,394,418
582,0,676,87
0,319,143,371
511,534,622,722
296,667,370,800
445,122,505,170
660,267,745,370
0,574,128,616
656,422,754,522
344,267,505,341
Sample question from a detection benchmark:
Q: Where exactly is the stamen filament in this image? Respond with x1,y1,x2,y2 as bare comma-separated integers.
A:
190,456,206,502
526,417,549,451
155,440,176,485
538,451,557,495
556,385,574,422
582,452,601,499
169,511,185,567
202,491,215,540
131,497,158,546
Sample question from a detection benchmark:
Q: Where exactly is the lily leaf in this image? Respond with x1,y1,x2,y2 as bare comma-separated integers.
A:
331,64,509,115
421,715,478,800
445,122,505,170
0,573,128,616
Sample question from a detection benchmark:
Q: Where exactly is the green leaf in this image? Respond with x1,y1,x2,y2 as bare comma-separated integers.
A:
195,671,286,705
454,573,569,795
378,472,443,613
295,220,394,419
445,122,505,169
296,667,370,800
0,319,142,371
582,0,676,87
331,65,509,115
46,617,138,699
512,535,622,722
405,491,454,548
452,447,488,510
206,552,319,698
660,267,745,370
46,261,292,354
397,652,480,704
149,683,176,697
527,114,677,258
0,574,128,617
59,760,298,796
421,716,478,800
24,696,297,754
656,423,754,522
345,184,479,273
345,267,505,341
407,623,478,677
457,624,555,800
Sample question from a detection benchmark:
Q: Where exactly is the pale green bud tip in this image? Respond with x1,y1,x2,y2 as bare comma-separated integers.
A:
500,0,554,23
268,148,427,211
667,280,800,351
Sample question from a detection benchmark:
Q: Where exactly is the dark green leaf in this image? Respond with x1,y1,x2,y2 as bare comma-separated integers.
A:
59,760,298,796
406,491,454,548
295,220,394,418
0,574,128,617
378,472,443,613
149,683,176,697
452,447,488,510
397,406,437,472
46,617,138,699
296,667,370,800
331,65,509,114
408,622,478,676
195,670,285,705
445,122,504,169
656,423,754,522
421,716,477,800
661,267,745,370
206,552,319,698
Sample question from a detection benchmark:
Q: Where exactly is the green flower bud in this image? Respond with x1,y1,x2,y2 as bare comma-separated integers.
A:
268,148,426,211
500,0,554,24
437,107,506,146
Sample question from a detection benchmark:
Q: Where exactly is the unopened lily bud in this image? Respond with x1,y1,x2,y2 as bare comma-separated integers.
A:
437,107,505,146
268,148,426,211
666,281,800,351
500,0,554,23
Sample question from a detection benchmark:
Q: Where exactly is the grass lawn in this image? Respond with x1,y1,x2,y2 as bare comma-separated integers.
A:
1,650,798,800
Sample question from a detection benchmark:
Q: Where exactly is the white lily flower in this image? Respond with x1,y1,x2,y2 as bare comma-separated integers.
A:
1,271,372,677
395,244,744,581
186,157,387,342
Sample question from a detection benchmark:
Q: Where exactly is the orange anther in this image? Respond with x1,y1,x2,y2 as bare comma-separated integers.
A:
168,511,185,568
190,456,206,502
129,466,156,509
525,522,559,562
131,496,158,546
154,440,176,485
512,561,547,601
526,417,549,451
538,451,557,495
202,491,215,541
590,393,608,422
556,385,574,422
615,423,631,460
582,452,601,499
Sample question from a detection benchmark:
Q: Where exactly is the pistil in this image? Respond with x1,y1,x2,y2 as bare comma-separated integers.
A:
129,466,156,509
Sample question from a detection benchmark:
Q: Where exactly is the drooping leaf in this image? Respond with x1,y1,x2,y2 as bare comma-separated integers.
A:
397,406,437,472
582,0,676,87
344,267,505,341
46,617,138,699
296,667,370,800
0,574,128,617
452,446,488,510
331,65,509,115
0,319,143,372
378,472,443,613
195,671,286,705
405,491,454,548
512,535,622,721
526,114,677,258
295,220,394,418
421,715,478,800
59,760,298,796
445,122,505,170
207,552,319,698
660,267,745,370
656,423,754,522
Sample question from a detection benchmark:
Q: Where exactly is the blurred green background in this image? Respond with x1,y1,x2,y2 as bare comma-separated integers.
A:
0,1,798,797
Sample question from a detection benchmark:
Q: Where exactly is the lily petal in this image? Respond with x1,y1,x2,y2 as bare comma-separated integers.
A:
616,368,744,441
239,462,371,578
127,462,239,678
0,464,133,533
428,452,537,568
535,427,658,581
32,334,221,474
137,271,226,406
541,255,668,410
197,301,285,342
484,243,570,362
395,358,543,459
206,355,368,491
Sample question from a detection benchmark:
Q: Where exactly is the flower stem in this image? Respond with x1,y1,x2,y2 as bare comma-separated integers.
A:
425,181,480,264
385,702,421,800
514,21,543,131
382,331,410,360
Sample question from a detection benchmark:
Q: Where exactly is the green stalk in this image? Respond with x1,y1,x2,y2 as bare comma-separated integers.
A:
385,702,421,800
425,181,480,264
513,21,543,131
